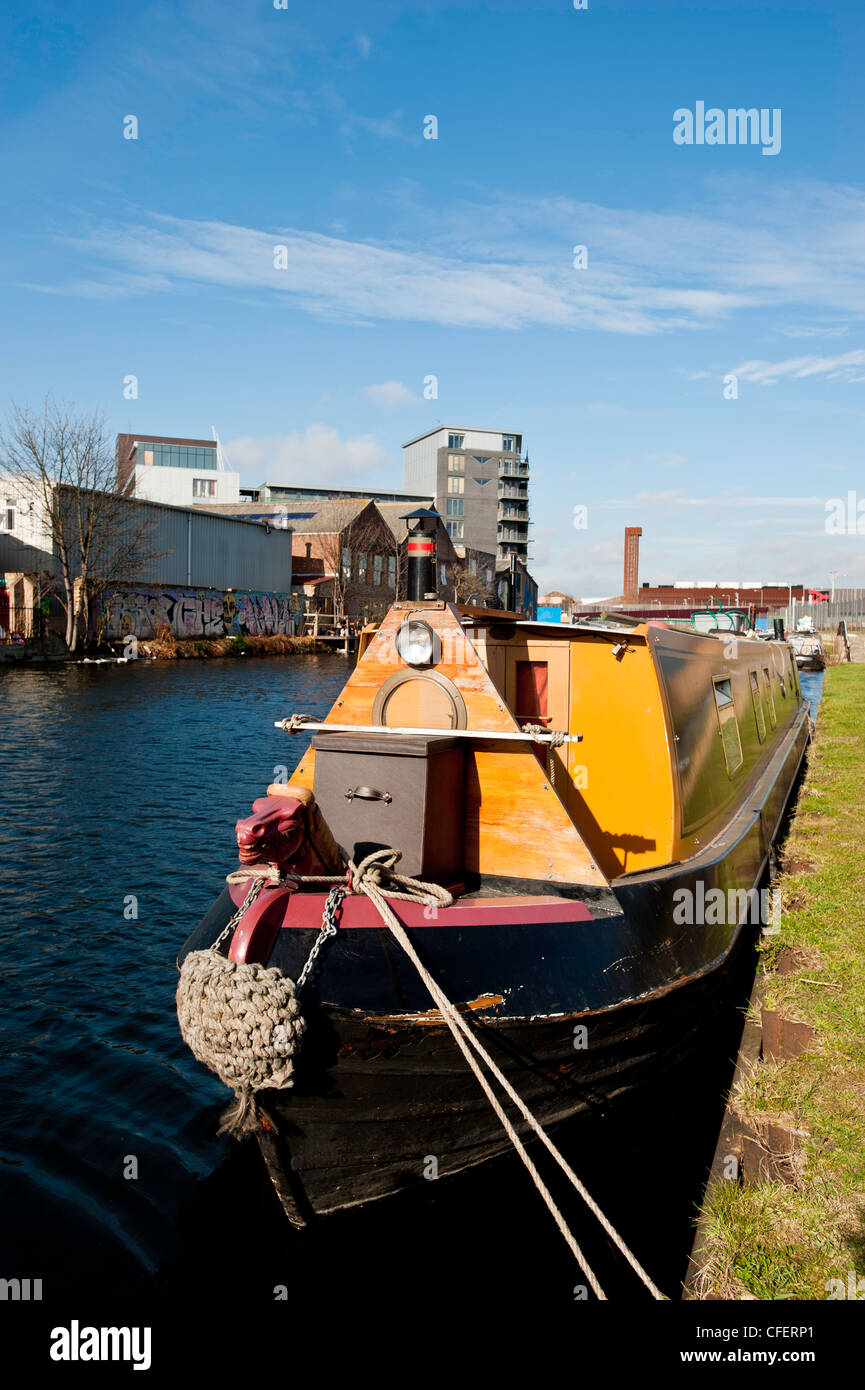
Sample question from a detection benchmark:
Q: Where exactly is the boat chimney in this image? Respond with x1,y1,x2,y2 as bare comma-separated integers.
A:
773,617,785,640
402,509,439,601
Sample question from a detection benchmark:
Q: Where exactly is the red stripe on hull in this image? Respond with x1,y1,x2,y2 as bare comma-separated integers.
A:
227,886,593,963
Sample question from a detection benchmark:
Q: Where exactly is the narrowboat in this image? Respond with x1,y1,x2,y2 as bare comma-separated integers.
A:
177,543,810,1227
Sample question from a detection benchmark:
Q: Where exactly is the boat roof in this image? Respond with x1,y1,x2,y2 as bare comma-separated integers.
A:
515,619,648,637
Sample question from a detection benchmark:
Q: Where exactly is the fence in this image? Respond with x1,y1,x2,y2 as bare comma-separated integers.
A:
767,590,865,632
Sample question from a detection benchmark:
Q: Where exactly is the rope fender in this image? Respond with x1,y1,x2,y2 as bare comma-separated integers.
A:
176,949,305,1139
175,850,449,1141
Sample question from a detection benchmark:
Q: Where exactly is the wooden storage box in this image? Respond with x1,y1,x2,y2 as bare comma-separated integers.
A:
312,731,465,882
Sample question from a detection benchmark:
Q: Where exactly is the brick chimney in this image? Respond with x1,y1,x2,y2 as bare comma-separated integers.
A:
623,527,642,602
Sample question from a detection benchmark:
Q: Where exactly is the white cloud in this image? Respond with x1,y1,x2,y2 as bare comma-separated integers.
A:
584,538,623,565
777,324,849,340
42,177,865,338
339,111,412,143
651,451,688,469
731,350,865,385
633,489,687,505
225,425,388,483
48,213,748,335
363,380,419,406
355,34,372,59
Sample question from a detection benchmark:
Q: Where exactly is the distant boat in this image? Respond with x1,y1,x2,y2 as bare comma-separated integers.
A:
788,631,826,671
178,590,810,1226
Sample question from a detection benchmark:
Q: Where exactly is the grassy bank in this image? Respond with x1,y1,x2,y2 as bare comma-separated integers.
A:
142,626,326,659
698,664,865,1299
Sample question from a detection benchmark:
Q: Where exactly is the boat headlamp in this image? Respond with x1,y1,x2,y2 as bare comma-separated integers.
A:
395,619,440,668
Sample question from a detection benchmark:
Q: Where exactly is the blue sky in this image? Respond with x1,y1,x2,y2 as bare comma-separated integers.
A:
2,0,865,596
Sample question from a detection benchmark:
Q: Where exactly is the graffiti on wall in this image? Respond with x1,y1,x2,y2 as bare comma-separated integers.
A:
96,587,296,639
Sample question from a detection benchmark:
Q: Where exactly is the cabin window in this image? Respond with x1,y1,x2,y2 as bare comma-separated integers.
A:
749,670,766,742
712,677,743,775
516,661,548,720
762,667,776,728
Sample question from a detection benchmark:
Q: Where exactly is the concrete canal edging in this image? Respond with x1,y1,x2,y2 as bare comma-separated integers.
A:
683,663,865,1300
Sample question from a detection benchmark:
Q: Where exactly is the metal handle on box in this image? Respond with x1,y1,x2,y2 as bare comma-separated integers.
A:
345,786,392,803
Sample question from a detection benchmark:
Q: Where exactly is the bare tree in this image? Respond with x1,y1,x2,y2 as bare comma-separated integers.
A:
1,399,161,650
316,501,395,621
315,524,350,622
451,562,496,606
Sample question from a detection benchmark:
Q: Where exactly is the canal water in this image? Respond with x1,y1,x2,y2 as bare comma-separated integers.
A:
0,659,824,1309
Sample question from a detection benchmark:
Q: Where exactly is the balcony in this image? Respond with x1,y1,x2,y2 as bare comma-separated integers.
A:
498,484,528,501
497,540,528,560
499,456,530,479
498,523,530,543
498,503,529,522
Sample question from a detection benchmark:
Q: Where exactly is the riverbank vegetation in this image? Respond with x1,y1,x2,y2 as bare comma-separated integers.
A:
699,664,865,1299
143,625,325,659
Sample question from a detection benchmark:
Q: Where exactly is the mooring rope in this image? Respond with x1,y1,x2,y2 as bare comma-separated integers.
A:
344,848,664,1300
520,722,565,788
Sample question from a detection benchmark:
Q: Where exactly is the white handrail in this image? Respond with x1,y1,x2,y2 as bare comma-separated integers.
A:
275,717,582,745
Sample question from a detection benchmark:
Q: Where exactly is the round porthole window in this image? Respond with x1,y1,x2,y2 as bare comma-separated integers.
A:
372,669,467,730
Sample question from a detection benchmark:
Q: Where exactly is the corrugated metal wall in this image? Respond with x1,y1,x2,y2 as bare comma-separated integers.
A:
135,504,293,591
1,490,292,594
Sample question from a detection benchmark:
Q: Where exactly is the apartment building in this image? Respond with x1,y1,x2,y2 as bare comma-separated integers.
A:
402,425,530,562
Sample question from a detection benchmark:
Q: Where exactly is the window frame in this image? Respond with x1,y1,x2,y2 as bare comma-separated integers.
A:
762,667,777,728
749,668,766,742
712,675,744,776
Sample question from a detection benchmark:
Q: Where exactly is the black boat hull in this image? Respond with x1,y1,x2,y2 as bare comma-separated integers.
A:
178,709,809,1224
